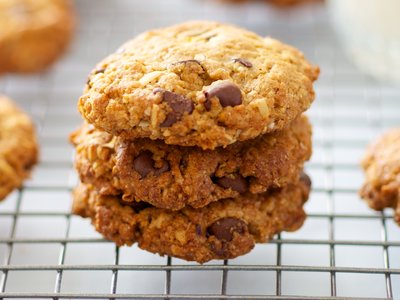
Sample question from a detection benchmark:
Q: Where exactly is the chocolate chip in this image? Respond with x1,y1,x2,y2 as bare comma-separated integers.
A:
215,175,248,193
133,151,169,178
153,89,194,127
133,151,153,177
233,58,253,68
207,217,247,242
204,82,242,110
300,172,312,188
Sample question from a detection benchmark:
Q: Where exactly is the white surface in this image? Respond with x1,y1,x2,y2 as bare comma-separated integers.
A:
0,0,400,299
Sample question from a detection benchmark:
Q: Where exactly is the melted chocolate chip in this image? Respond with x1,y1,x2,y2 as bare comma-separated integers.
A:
233,58,253,68
215,175,248,193
204,82,242,110
133,151,169,178
300,172,312,188
153,89,194,127
133,151,154,177
207,217,247,242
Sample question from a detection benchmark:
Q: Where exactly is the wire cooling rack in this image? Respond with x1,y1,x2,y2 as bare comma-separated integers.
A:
1,0,400,299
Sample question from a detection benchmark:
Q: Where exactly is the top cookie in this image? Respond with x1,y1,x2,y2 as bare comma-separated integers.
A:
0,96,38,200
0,0,75,74
79,21,319,149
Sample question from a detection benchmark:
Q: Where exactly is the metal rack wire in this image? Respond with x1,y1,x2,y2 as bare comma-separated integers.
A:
0,0,400,299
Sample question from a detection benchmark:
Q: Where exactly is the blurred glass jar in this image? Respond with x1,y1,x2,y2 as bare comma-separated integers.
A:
328,0,400,84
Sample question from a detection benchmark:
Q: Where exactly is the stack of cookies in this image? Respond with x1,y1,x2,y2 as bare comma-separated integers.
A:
71,21,319,263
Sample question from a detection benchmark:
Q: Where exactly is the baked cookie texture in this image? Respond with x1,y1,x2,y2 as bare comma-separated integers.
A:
0,96,38,200
73,174,311,263
71,116,312,210
360,129,400,224
0,0,75,74
79,21,319,149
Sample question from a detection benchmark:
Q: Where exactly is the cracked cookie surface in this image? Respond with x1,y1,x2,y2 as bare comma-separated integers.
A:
71,116,312,210
360,129,400,224
0,0,75,74
79,21,319,149
73,175,310,263
0,96,38,200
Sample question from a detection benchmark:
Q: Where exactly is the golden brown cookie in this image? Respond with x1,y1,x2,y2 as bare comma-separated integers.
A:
0,96,38,200
79,21,319,150
71,116,312,210
360,129,400,224
0,0,75,74
73,174,310,263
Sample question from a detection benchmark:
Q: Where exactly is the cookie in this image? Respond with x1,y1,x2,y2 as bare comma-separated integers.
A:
79,21,319,149
360,129,400,224
0,96,38,200
0,0,75,74
71,116,312,210
73,174,310,263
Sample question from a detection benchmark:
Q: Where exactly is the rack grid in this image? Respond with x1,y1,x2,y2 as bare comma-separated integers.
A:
1,0,400,299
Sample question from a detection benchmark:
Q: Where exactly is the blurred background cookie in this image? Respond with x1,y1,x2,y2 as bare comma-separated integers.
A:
0,96,38,200
360,129,400,224
0,0,75,74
